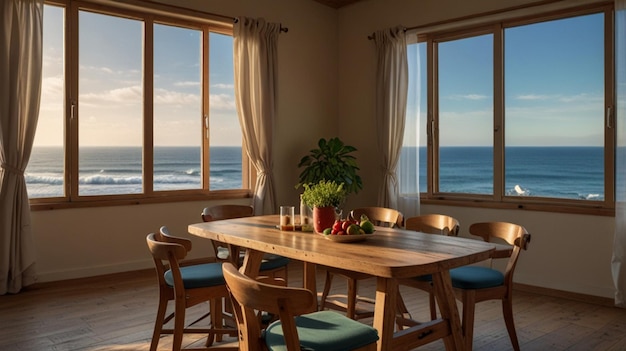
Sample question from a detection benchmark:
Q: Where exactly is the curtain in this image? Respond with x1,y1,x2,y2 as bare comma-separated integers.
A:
397,35,421,218
233,17,280,215
613,0,626,307
372,26,409,211
0,0,43,294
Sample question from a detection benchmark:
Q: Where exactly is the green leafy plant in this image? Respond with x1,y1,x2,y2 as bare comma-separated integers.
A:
296,137,363,195
301,180,347,208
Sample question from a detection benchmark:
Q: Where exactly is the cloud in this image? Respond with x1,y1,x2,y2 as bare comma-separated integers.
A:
80,85,142,106
517,94,549,100
154,88,200,105
211,83,234,89
174,81,200,87
449,94,489,100
210,93,236,110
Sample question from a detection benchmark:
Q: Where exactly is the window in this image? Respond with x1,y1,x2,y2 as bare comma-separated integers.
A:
28,2,246,205
402,4,614,213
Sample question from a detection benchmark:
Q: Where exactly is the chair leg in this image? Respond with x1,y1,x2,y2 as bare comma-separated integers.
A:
461,290,477,351
347,277,358,319
320,270,334,310
395,292,413,330
502,297,520,351
173,297,186,351
428,290,437,320
150,293,169,351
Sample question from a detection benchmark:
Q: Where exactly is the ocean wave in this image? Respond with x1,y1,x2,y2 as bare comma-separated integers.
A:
25,174,64,185
80,174,142,185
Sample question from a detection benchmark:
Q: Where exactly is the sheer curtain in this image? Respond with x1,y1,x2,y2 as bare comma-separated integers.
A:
233,17,280,215
613,0,626,307
372,26,409,211
0,0,43,294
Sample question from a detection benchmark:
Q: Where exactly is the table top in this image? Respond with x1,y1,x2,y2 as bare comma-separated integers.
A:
189,214,506,279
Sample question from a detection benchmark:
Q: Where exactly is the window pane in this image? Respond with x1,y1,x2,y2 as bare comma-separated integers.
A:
400,42,427,195
504,14,604,200
209,32,242,190
78,11,143,195
153,24,202,191
438,34,494,194
27,4,65,199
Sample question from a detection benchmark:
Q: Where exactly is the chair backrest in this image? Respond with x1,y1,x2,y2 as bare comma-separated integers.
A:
146,231,190,292
222,262,317,351
349,207,404,228
202,204,254,222
405,214,460,236
201,205,254,260
468,222,531,286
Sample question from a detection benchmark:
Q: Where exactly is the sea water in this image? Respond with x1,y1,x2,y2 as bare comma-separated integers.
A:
25,146,243,198
25,146,604,201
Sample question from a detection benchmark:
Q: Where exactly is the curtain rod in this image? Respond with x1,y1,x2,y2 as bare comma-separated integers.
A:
366,0,599,40
233,18,289,33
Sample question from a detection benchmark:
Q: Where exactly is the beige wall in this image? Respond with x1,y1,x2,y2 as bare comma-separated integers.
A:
30,0,617,300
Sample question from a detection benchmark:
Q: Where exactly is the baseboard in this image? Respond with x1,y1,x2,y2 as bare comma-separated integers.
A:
514,282,616,307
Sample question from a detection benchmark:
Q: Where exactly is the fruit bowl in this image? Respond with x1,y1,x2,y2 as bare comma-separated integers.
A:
318,232,374,243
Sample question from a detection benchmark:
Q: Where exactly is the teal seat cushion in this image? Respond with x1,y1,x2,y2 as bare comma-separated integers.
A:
261,255,290,272
164,262,225,289
264,310,379,351
450,266,504,289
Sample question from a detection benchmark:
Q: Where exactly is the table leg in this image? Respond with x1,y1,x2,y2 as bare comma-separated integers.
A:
372,277,398,351
432,270,465,351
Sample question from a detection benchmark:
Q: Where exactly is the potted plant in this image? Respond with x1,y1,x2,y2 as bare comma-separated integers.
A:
296,137,363,195
301,180,347,233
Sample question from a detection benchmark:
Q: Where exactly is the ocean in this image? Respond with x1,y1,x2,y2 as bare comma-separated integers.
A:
24,146,604,201
25,146,243,198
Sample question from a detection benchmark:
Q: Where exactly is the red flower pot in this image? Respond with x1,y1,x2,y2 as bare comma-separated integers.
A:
313,206,336,233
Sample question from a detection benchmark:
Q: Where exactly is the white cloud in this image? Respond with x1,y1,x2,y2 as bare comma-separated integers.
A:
154,88,200,105
517,94,549,100
212,83,234,89
174,81,200,87
210,93,236,110
80,85,142,106
449,94,489,100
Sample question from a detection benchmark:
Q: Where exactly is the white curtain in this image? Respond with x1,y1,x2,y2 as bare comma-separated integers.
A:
372,26,409,211
233,17,280,215
397,36,422,218
0,0,43,294
613,0,626,307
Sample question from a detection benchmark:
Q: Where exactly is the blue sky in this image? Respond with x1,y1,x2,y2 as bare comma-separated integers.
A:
37,5,239,147
38,6,605,148
405,12,605,147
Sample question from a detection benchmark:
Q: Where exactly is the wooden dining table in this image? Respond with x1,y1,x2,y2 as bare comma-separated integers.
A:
188,214,509,351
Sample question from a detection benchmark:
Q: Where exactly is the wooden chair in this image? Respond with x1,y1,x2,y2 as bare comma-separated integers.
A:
146,229,237,351
451,222,531,351
222,262,379,351
201,205,290,282
319,206,403,320
396,214,460,327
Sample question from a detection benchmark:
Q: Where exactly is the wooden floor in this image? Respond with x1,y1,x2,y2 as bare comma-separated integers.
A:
2,261,626,351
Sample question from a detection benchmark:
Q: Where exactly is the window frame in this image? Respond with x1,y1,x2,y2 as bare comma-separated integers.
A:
416,2,615,216
31,0,252,210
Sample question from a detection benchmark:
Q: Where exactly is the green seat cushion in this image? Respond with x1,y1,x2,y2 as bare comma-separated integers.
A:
164,262,225,289
261,255,290,272
264,310,379,351
450,266,504,289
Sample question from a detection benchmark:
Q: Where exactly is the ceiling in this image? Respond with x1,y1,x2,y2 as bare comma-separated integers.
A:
313,0,365,9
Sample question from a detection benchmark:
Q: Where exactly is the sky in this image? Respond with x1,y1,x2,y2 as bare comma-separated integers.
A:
404,12,605,147
37,5,240,147
37,5,605,148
